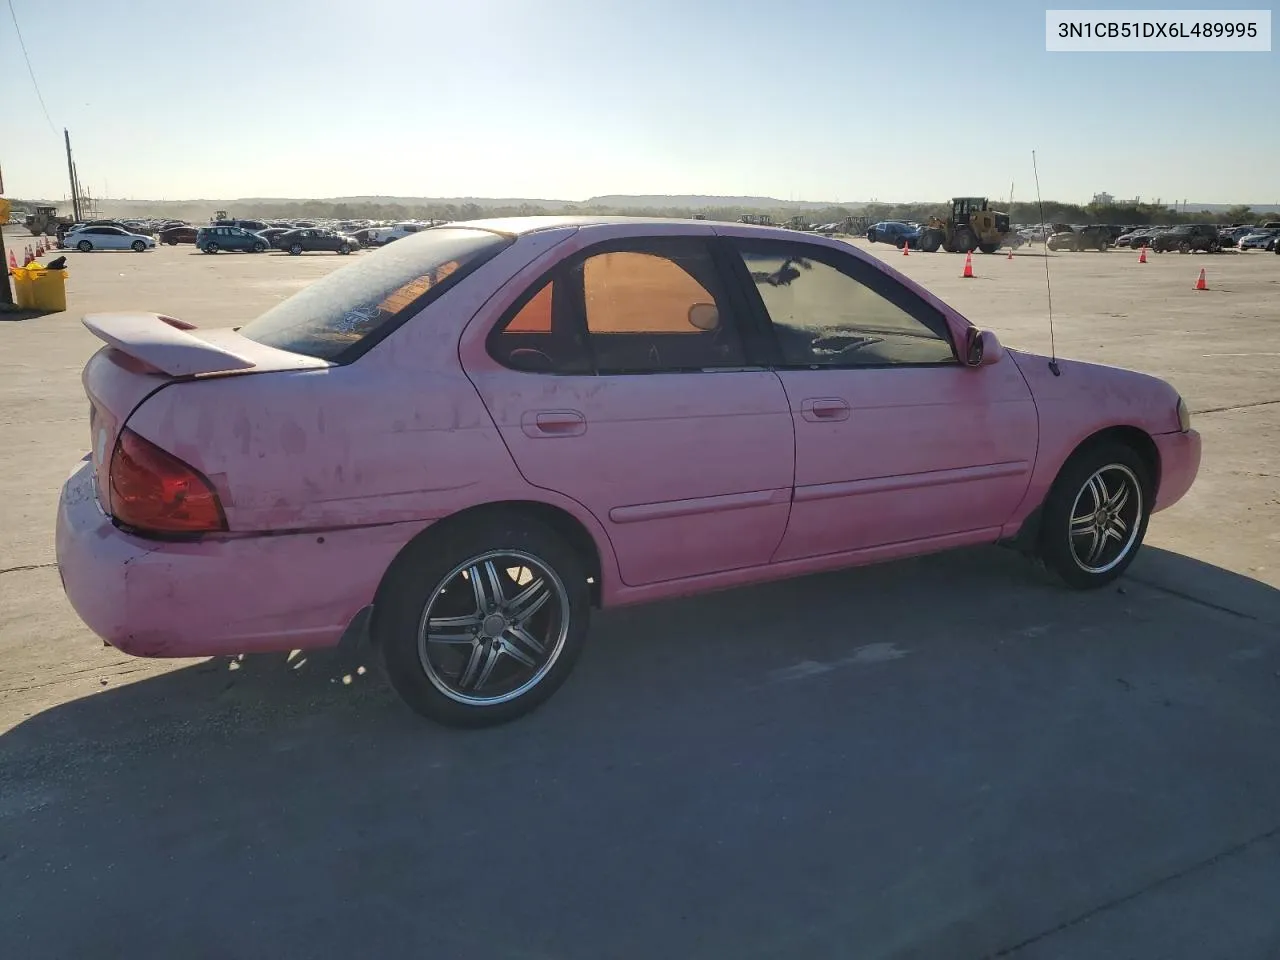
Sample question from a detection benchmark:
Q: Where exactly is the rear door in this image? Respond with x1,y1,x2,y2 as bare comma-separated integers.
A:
722,235,1038,562
464,230,796,587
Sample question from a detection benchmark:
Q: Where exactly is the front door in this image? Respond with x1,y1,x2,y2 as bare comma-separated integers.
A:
724,236,1039,563
466,233,795,587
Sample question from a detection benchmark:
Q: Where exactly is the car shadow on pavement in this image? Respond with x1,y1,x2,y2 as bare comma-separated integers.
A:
1,545,1279,959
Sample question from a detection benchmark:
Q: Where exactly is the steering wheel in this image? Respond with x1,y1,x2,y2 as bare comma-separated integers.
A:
508,347,555,371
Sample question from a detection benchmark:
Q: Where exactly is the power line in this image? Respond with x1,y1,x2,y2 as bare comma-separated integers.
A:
7,0,57,135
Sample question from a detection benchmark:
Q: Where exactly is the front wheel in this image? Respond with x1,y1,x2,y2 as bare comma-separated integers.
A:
1039,443,1151,589
978,242,999,254
77,240,92,252
131,240,146,252
204,242,219,254
338,243,351,254
375,514,591,727
1178,240,1192,254
253,241,267,253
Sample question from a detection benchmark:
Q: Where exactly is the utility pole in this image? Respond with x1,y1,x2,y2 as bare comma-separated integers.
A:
0,162,12,305
65,129,82,222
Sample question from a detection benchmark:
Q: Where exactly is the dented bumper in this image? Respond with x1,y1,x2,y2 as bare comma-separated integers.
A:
55,458,417,658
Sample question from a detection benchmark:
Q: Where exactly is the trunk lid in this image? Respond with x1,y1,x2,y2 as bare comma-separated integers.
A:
82,312,331,510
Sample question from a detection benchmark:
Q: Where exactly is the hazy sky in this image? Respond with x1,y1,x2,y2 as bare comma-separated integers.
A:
4,0,1276,203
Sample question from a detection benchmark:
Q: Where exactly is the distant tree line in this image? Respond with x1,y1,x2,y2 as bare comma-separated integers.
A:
215,199,1280,228
7,197,1273,228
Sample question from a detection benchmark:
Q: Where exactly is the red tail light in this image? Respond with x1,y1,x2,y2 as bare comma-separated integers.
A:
108,428,228,535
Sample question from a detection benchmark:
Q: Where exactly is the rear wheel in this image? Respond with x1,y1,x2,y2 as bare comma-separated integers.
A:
1039,442,1151,589
77,240,92,252
289,243,303,256
375,514,591,727
978,242,999,254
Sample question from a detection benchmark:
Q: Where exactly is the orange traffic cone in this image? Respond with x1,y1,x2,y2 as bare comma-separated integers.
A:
1138,245,1147,263
6,249,16,269
962,251,974,278
35,241,44,257
1006,246,1013,260
23,246,32,266
1193,268,1207,291
902,240,909,256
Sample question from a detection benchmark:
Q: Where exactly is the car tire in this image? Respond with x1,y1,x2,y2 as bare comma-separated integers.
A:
166,239,178,246
374,512,591,728
978,242,999,254
131,240,146,252
204,242,219,254
1038,441,1152,590
338,244,351,254
253,241,266,253
289,244,303,256
867,230,877,243
76,240,92,252
1178,240,1192,254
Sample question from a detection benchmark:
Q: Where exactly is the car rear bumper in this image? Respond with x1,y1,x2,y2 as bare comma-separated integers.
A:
1153,429,1201,513
55,458,418,658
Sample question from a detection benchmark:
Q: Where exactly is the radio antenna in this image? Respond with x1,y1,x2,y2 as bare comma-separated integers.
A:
1032,150,1060,376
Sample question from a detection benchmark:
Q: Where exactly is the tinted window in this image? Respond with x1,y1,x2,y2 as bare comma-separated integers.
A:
489,277,592,374
489,239,746,375
578,242,745,373
238,227,511,362
732,240,955,368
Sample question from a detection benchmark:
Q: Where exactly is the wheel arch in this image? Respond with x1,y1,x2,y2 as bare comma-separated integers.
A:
1004,424,1160,554
371,499,609,625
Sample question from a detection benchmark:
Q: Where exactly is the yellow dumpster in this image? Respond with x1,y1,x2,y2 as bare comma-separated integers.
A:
24,264,69,312
8,267,35,309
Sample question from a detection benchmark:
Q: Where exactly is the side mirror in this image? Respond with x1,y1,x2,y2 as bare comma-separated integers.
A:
688,302,720,331
964,328,1002,367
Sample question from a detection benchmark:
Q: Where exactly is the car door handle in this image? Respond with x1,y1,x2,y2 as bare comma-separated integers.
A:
522,410,587,438
800,398,850,422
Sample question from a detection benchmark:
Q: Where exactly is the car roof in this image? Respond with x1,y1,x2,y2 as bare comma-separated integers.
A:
453,215,744,236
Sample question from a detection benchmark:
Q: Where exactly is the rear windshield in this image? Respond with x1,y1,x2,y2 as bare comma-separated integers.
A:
237,227,512,362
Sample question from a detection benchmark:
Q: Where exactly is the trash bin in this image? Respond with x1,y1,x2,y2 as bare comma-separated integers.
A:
25,264,69,312
8,267,35,309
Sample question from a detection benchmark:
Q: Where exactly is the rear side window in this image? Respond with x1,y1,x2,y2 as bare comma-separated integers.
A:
238,227,512,362
488,238,747,375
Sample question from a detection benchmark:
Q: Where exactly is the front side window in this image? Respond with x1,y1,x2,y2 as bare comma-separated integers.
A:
238,227,511,362
731,240,956,368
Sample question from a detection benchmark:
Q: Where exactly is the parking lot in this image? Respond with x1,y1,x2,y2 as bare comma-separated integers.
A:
2,238,1278,959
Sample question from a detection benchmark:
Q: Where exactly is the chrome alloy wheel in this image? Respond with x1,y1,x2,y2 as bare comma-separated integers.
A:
1068,464,1143,574
417,550,570,706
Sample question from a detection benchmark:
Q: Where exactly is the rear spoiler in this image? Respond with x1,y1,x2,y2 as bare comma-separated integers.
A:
82,312,329,377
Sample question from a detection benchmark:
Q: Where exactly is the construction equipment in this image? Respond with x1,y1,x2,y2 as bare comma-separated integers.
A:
25,205,72,237
916,197,1011,254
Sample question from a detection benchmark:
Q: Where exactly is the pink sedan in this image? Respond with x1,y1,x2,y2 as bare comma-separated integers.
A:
55,217,1201,726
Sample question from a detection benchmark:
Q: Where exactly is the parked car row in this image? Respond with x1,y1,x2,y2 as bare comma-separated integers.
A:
188,225,362,255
